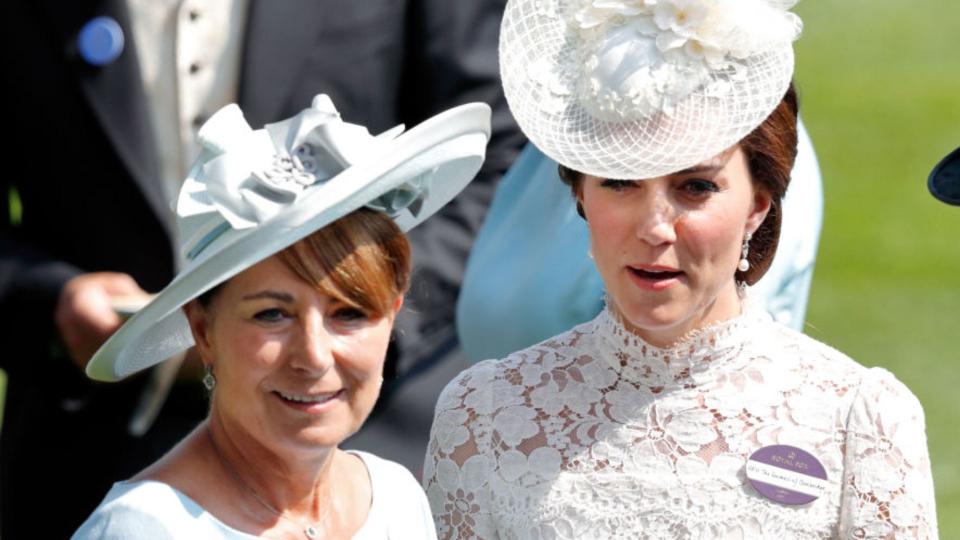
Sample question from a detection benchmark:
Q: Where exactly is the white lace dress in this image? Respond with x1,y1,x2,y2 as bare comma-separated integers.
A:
423,304,938,539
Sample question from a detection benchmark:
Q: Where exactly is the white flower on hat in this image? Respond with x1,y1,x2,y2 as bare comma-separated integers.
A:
652,0,713,44
572,0,801,121
575,0,647,29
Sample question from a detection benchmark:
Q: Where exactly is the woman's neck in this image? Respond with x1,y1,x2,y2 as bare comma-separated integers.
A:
206,409,338,523
135,415,370,538
614,281,744,348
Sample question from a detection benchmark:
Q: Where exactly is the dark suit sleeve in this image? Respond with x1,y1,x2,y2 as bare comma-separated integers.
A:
392,0,526,371
0,221,82,372
0,1,174,377
0,100,92,374
1,158,80,333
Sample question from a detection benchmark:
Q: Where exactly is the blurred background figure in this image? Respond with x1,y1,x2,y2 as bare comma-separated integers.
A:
457,119,823,362
928,148,960,207
0,1,520,538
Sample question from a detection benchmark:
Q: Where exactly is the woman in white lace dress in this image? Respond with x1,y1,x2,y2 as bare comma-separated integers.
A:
423,1,939,538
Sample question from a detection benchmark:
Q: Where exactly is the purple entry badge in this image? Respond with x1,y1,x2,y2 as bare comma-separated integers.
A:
746,445,827,505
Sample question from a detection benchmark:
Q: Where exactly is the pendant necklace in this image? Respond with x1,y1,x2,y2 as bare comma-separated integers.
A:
207,428,327,539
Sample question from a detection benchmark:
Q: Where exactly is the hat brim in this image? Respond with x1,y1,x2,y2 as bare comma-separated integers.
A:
87,103,491,381
929,147,960,206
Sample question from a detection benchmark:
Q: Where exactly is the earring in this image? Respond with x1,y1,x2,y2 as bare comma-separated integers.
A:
587,247,594,260
738,232,752,273
202,364,216,391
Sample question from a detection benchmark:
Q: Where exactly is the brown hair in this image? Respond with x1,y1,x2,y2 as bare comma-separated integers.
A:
198,208,411,317
559,82,799,285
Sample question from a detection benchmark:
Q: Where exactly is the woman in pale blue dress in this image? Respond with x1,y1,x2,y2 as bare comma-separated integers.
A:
73,94,491,539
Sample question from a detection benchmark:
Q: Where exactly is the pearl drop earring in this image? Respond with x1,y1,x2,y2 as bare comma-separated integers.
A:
738,232,752,273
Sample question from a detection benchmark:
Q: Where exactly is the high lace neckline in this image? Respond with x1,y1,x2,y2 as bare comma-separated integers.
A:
425,291,939,540
591,295,770,388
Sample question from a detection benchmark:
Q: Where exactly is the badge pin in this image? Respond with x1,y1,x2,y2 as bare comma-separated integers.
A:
78,16,125,66
745,445,827,505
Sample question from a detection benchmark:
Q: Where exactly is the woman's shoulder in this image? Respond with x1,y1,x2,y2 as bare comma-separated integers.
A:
103,478,186,503
350,451,421,491
845,363,927,430
72,480,256,540
71,481,197,539
757,321,868,378
469,319,596,377
436,322,592,413
758,321,923,409
348,451,437,539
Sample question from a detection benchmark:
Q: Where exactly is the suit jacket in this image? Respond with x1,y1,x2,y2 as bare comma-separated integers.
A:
0,0,522,536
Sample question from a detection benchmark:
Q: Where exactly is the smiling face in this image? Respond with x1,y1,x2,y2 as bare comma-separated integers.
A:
186,255,399,454
579,147,771,346
185,209,410,457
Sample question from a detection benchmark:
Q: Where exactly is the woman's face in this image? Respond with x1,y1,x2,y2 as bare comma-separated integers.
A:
186,254,399,454
579,147,770,346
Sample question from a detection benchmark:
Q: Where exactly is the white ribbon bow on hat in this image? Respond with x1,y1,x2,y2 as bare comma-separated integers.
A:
175,94,428,262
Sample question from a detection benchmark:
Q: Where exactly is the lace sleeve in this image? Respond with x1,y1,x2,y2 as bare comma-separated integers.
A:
423,361,500,540
839,368,939,539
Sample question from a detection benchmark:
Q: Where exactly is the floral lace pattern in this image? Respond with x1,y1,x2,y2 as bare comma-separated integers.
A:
423,304,938,539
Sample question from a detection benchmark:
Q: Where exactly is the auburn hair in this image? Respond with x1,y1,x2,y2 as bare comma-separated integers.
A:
198,208,411,317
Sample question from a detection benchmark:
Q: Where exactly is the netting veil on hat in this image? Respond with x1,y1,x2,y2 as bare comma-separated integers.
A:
500,0,802,179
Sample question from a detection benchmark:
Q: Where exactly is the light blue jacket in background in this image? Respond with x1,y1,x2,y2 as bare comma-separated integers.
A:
457,120,823,363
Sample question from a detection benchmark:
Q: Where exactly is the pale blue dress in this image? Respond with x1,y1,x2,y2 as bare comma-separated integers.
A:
72,451,437,539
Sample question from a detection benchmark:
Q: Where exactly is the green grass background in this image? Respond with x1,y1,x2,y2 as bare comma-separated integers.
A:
795,0,960,535
1,0,958,535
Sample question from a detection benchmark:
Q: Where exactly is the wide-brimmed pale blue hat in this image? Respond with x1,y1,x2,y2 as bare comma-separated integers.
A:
87,94,491,382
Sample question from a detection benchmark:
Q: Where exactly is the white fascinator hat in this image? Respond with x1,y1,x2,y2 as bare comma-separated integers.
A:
87,94,491,382
500,0,803,179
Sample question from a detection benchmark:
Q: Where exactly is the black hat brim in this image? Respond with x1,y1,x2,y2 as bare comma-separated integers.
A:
929,147,960,206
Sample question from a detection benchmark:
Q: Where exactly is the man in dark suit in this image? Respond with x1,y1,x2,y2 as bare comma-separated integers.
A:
0,1,522,537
